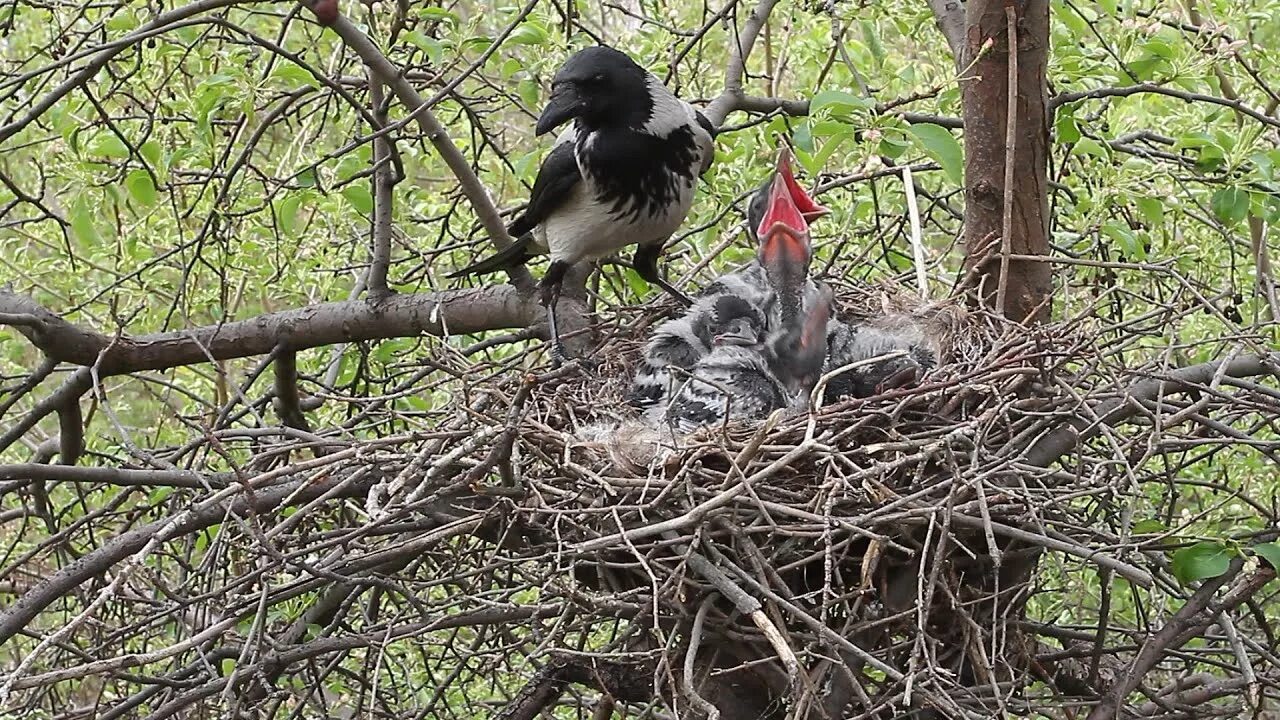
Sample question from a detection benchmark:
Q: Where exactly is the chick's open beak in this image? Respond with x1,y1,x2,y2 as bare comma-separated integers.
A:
775,147,830,222
757,169,811,273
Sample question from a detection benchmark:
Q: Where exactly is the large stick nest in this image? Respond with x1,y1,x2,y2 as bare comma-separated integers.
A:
6,271,1279,720
361,278,1107,717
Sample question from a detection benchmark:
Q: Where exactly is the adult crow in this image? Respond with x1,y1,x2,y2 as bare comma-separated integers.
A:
448,45,716,364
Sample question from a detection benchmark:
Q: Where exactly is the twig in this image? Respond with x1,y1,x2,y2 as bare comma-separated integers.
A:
995,3,1018,318
902,164,928,300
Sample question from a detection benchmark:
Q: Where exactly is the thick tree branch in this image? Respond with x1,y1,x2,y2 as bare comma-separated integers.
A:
0,287,580,376
961,0,1052,322
704,0,783,126
926,0,967,62
1019,353,1280,467
366,73,398,300
272,349,314,439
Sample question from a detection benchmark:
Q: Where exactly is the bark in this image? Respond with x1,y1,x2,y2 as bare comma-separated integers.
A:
0,286,585,376
960,0,1052,323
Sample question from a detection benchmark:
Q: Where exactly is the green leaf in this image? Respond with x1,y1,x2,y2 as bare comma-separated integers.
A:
1073,138,1109,159
295,167,319,188
860,20,885,65
624,268,648,298
87,133,130,159
809,90,873,119
1132,519,1167,535
792,124,815,153
125,169,157,206
1136,196,1165,227
517,78,540,110
1254,543,1280,571
509,23,548,45
1211,187,1249,226
341,185,374,215
406,31,444,65
907,123,963,184
276,194,302,236
420,7,458,23
1103,220,1144,259
70,198,99,247
878,134,910,160
220,658,236,676
270,63,317,88
106,9,139,33
1171,541,1233,585
1055,112,1081,144
140,140,163,169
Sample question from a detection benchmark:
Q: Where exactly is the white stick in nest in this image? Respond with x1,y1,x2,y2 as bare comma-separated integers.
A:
901,164,929,300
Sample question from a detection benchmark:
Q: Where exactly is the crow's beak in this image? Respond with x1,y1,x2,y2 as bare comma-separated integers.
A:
775,147,830,222
535,82,583,136
714,330,755,347
757,167,811,279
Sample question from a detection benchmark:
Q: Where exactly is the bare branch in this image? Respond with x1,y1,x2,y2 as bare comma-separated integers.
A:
0,0,244,145
1019,353,1280,467
926,0,967,62
0,287,570,375
1049,83,1280,130
1086,559,1276,720
301,2,534,290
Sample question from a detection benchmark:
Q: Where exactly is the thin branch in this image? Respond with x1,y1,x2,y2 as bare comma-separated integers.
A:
995,3,1018,317
1085,559,1276,720
300,2,534,290
1049,83,1280,130
366,72,398,300
0,0,244,145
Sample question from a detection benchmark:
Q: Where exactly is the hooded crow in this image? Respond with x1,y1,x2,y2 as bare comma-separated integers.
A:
448,45,716,364
630,148,827,410
660,282,832,433
700,148,830,323
630,293,764,412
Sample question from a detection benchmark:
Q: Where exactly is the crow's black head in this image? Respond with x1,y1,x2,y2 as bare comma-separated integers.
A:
768,284,833,398
536,46,651,135
709,295,765,347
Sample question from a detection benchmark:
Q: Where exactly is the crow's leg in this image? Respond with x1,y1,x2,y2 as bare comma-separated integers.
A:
540,260,571,367
633,242,692,307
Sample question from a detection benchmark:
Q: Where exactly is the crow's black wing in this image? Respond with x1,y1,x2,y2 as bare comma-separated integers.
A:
448,139,581,277
508,139,581,238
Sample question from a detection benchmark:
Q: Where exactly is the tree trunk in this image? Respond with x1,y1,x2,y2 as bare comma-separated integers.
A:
960,0,1052,324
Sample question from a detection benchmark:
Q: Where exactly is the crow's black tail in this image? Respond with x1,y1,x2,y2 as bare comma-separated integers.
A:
446,234,537,278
